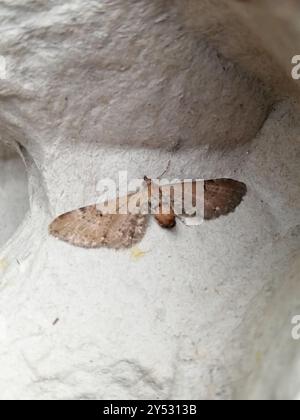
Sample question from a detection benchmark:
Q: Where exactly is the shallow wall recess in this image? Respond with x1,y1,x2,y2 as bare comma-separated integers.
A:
0,143,29,248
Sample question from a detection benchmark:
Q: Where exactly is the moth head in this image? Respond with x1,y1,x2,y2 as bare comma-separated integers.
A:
143,176,152,186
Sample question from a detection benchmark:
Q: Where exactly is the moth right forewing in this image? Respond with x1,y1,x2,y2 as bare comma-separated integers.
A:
204,179,247,220
127,188,150,215
166,180,204,219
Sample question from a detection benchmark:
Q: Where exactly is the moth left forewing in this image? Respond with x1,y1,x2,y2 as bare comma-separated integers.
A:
127,188,150,215
104,213,148,249
49,202,148,249
49,205,108,248
95,184,149,215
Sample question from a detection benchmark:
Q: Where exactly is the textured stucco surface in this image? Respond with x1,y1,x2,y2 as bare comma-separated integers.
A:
0,0,299,400
0,148,29,248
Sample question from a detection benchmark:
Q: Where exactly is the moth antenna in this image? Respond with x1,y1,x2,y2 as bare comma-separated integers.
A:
144,160,171,184
158,160,171,180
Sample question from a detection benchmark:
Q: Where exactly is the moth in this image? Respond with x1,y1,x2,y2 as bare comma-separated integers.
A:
49,177,247,249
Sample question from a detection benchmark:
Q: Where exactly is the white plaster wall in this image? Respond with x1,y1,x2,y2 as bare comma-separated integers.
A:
0,0,299,400
0,145,29,248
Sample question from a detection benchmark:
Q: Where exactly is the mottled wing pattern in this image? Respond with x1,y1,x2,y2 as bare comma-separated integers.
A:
204,179,247,220
49,205,148,249
147,178,246,225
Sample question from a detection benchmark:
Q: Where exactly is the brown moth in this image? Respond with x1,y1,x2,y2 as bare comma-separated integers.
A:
49,177,247,249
